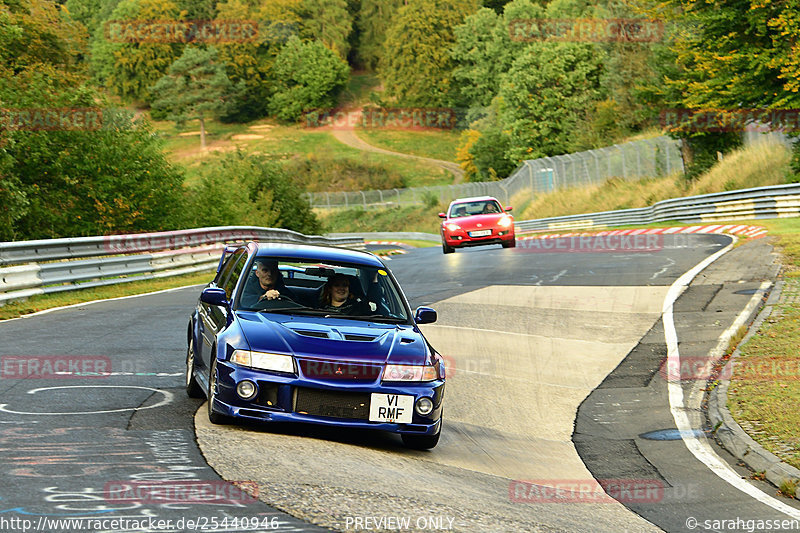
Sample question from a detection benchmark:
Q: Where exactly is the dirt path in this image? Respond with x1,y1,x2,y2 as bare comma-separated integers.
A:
329,109,465,183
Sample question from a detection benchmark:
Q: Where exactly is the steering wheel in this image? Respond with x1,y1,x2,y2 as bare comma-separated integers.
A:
252,294,301,310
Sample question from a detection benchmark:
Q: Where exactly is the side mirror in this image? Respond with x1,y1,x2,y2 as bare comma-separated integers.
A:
201,287,229,307
504,206,513,212
438,212,447,219
414,306,437,324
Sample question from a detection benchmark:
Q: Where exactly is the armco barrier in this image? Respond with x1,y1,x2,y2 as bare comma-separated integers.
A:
515,183,800,233
0,227,364,305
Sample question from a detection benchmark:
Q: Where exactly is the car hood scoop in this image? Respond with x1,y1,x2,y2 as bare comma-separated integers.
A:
236,313,429,365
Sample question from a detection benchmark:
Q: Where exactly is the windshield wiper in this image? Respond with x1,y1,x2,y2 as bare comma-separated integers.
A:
257,306,328,314
327,314,407,323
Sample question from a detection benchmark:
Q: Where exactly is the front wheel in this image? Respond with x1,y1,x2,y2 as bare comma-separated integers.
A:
442,241,454,254
185,336,204,398
207,358,230,425
401,422,441,450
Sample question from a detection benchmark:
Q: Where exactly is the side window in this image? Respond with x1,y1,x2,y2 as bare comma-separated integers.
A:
220,251,246,298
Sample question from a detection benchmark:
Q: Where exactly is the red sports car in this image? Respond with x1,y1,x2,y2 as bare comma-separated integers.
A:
438,196,515,254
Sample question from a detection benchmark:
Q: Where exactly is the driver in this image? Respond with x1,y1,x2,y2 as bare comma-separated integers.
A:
240,259,295,308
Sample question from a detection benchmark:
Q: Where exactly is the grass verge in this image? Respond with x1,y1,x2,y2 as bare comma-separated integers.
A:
355,128,462,163
726,217,800,471
0,271,213,321
318,204,446,235
154,115,453,189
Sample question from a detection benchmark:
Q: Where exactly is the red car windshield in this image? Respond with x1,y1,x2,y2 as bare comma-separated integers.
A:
449,201,501,218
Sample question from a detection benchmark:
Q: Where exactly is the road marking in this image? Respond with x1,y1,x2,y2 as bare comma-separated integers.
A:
0,386,174,415
663,238,800,519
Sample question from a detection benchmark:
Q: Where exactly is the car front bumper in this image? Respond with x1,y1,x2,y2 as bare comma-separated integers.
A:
443,229,515,247
211,362,445,436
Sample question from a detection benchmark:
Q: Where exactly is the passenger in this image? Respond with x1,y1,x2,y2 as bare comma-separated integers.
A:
240,259,295,307
319,274,370,315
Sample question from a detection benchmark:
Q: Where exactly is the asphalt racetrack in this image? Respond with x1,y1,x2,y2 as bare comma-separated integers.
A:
2,234,799,532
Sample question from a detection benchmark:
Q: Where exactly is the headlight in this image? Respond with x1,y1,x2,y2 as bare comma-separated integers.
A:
382,364,438,382
231,350,295,374
446,223,461,232
498,216,513,227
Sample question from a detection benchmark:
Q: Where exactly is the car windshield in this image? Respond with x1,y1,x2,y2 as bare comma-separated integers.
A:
450,201,501,217
234,257,410,323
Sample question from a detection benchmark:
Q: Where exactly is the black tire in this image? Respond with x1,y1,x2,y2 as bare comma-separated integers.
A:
207,358,229,425
401,422,441,450
502,238,516,249
185,336,204,398
442,241,454,254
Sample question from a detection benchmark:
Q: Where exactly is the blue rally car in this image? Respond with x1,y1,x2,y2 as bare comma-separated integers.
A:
186,242,445,449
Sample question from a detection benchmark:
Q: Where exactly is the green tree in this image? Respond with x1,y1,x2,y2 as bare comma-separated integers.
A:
0,76,186,238
497,42,604,161
631,0,794,177
356,0,404,70
65,0,122,39
186,151,321,234
269,35,349,121
1,0,87,74
451,0,543,111
89,0,185,103
213,0,300,122
298,0,353,60
380,0,480,107
0,0,187,240
151,46,235,149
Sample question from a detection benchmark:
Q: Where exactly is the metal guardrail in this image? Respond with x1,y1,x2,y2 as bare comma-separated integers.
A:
0,226,363,266
515,183,800,232
0,227,364,305
326,232,440,242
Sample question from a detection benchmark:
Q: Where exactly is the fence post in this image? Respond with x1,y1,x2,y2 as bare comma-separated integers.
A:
635,141,642,178
526,160,534,192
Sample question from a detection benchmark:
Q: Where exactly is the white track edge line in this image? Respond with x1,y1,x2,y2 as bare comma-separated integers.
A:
663,236,800,518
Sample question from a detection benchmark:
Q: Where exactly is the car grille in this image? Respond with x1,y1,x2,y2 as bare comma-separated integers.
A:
294,388,371,420
298,359,382,381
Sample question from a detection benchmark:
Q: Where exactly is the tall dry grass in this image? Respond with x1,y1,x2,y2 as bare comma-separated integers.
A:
520,141,792,221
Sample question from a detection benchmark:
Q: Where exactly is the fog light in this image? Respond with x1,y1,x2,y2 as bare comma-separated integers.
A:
236,380,257,400
415,397,434,416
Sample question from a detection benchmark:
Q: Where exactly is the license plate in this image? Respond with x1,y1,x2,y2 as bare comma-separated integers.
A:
469,229,492,237
369,393,414,423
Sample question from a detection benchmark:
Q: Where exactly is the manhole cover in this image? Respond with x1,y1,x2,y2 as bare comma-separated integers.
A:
639,429,707,441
